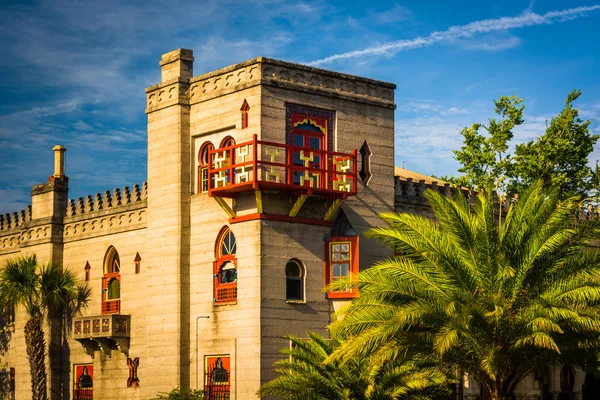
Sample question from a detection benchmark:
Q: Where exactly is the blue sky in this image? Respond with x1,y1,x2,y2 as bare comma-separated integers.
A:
0,0,599,213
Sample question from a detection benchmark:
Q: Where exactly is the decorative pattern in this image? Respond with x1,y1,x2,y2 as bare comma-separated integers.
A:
265,146,281,183
234,145,251,184
127,357,140,388
333,156,352,192
299,151,316,187
212,151,229,188
262,64,395,106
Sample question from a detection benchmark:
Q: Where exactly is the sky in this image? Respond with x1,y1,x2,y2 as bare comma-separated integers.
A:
0,0,599,214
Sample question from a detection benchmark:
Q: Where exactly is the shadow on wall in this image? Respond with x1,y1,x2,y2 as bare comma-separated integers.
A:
0,312,13,399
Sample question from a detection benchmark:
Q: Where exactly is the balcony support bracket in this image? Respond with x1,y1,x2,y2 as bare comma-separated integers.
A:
289,194,308,217
75,338,100,358
214,196,237,219
324,199,343,221
255,190,263,214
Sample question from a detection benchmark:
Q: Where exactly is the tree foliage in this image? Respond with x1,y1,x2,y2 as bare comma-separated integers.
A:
449,90,599,197
0,255,90,400
328,182,600,400
257,331,451,400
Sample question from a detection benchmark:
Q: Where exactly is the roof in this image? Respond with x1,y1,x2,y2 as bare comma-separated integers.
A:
394,167,450,186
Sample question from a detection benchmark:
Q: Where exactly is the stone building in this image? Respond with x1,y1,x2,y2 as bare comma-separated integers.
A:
0,49,585,400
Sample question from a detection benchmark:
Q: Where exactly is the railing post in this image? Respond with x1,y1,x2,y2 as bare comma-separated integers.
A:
352,149,358,194
253,134,258,189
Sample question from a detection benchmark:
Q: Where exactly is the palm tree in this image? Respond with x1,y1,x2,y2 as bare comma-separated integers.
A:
328,181,600,400
0,255,90,400
257,331,451,400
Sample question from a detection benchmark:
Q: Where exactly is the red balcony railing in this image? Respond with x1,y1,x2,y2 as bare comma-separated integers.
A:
207,135,357,198
101,299,120,314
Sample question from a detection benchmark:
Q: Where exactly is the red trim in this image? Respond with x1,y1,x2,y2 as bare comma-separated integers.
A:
325,236,359,299
229,213,334,226
207,136,357,198
214,227,238,304
241,100,250,129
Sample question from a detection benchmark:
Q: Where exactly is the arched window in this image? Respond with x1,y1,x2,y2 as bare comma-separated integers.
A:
198,142,214,193
214,227,237,303
102,246,121,314
220,136,235,149
560,366,575,392
240,100,250,129
285,259,304,302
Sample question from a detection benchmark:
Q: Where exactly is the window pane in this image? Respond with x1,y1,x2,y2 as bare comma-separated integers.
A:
341,263,349,277
285,261,301,277
333,263,341,277
309,137,321,149
220,262,237,283
293,134,304,147
107,278,120,300
286,279,302,300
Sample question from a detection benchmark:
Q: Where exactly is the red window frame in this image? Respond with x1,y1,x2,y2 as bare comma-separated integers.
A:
324,236,359,299
214,227,238,304
84,261,91,281
205,355,231,399
198,142,214,194
102,246,121,314
240,100,250,129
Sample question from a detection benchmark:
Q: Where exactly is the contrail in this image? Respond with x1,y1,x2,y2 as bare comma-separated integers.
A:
308,5,600,66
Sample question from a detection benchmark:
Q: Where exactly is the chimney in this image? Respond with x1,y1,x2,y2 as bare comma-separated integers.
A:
53,145,66,178
159,48,194,82
30,145,69,219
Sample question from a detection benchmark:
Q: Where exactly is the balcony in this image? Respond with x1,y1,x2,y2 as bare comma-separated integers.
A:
207,135,357,199
73,314,130,357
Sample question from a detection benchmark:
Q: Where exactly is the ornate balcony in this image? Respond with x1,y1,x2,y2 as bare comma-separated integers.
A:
208,135,357,198
207,135,357,223
73,314,130,357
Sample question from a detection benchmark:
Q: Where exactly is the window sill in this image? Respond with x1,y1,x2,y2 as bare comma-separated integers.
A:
213,301,237,306
325,292,359,299
286,300,306,304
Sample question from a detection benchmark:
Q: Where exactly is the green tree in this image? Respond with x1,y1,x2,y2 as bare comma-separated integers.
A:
510,90,599,197
153,388,205,399
328,182,600,400
448,90,598,197
257,331,451,400
0,255,90,400
451,95,524,192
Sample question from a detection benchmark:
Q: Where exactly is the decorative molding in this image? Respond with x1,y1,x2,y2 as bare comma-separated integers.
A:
182,57,395,108
63,207,146,242
188,65,260,105
145,79,190,113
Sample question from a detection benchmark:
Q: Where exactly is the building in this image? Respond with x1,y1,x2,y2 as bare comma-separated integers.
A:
0,49,585,400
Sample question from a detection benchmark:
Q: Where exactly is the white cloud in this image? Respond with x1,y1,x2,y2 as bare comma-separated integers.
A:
462,35,522,52
309,5,600,65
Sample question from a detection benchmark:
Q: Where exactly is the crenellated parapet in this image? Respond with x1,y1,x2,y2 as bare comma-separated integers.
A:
0,205,32,232
63,182,148,242
64,183,147,217
0,183,148,254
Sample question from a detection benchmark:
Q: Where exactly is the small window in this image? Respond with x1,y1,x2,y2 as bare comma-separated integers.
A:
205,356,231,399
214,227,238,304
241,100,250,129
102,246,121,314
325,236,359,299
359,141,372,185
285,260,304,302
10,367,15,393
134,253,141,274
198,142,214,193
84,261,91,281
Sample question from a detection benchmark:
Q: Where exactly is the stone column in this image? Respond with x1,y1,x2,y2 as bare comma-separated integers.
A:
143,48,193,397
